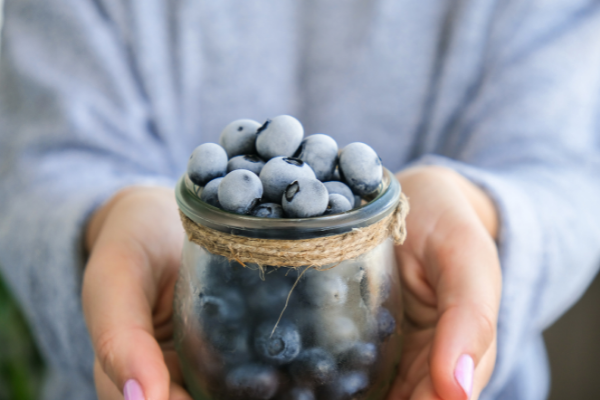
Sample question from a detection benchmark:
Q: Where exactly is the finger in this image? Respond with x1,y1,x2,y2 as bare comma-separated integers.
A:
387,330,432,399
428,222,502,400
164,349,185,385
95,359,124,400
83,241,170,400
410,376,443,400
170,382,194,400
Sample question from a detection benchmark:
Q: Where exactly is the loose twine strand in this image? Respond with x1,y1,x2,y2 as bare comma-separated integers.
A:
180,193,409,268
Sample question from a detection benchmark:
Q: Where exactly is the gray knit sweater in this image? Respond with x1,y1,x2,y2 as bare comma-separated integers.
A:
1,0,600,399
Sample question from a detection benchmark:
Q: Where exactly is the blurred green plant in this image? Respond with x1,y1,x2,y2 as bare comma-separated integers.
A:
0,274,45,400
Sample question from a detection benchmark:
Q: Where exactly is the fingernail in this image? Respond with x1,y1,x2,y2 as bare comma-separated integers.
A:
124,379,145,400
454,354,474,399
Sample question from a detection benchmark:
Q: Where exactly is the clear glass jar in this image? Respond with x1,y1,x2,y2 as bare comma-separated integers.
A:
174,169,403,400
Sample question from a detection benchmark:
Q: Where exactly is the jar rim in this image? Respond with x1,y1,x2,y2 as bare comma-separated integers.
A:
175,168,401,240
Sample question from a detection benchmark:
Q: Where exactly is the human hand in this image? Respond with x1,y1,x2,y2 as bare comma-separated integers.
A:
82,187,190,400
389,166,502,400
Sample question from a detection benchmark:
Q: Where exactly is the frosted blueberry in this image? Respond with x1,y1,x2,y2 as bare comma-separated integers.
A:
199,177,223,208
197,288,245,327
259,157,316,202
256,115,304,160
290,348,337,386
318,316,360,350
248,275,293,317
218,169,263,215
225,364,279,399
339,142,383,196
254,319,302,365
302,273,348,307
282,178,328,218
324,194,352,215
323,371,369,400
282,387,315,400
251,203,284,218
207,325,252,365
231,262,264,288
227,154,266,176
294,134,338,181
339,342,377,369
323,181,355,208
219,119,261,158
187,143,228,186
376,308,396,340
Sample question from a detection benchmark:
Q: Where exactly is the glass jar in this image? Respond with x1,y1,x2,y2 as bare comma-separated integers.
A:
174,168,404,400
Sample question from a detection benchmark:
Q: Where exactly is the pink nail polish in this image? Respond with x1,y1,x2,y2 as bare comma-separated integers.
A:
454,354,474,399
124,379,145,400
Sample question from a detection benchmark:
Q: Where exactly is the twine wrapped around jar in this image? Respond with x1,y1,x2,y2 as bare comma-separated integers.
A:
180,193,409,268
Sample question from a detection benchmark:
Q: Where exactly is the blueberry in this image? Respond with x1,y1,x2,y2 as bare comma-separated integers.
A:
354,194,362,207
219,119,261,158
197,288,246,327
259,157,316,202
339,342,377,369
218,169,264,214
254,319,302,365
282,178,328,218
289,348,337,386
317,316,359,351
228,154,266,176
302,272,348,308
324,194,352,215
201,253,235,287
199,177,223,208
225,364,279,399
187,143,228,186
231,262,265,288
323,181,355,208
376,308,396,340
322,371,369,400
256,115,304,160
248,275,294,317
252,203,285,218
294,134,338,181
281,387,315,400
338,142,383,196
206,325,252,365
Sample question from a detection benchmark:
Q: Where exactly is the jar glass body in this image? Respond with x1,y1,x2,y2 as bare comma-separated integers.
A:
174,169,404,400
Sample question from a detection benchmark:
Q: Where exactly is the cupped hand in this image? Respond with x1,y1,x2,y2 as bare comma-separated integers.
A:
389,166,502,400
83,187,190,400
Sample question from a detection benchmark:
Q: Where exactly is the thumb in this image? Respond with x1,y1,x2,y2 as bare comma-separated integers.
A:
83,241,171,400
429,223,501,399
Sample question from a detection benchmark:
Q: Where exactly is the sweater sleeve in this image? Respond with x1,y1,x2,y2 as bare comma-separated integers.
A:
0,0,177,391
411,1,600,398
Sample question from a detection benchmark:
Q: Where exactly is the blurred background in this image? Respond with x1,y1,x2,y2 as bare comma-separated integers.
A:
0,1,598,399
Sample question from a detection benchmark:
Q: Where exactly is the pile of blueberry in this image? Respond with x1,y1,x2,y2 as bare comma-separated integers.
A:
186,115,383,217
191,250,397,400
